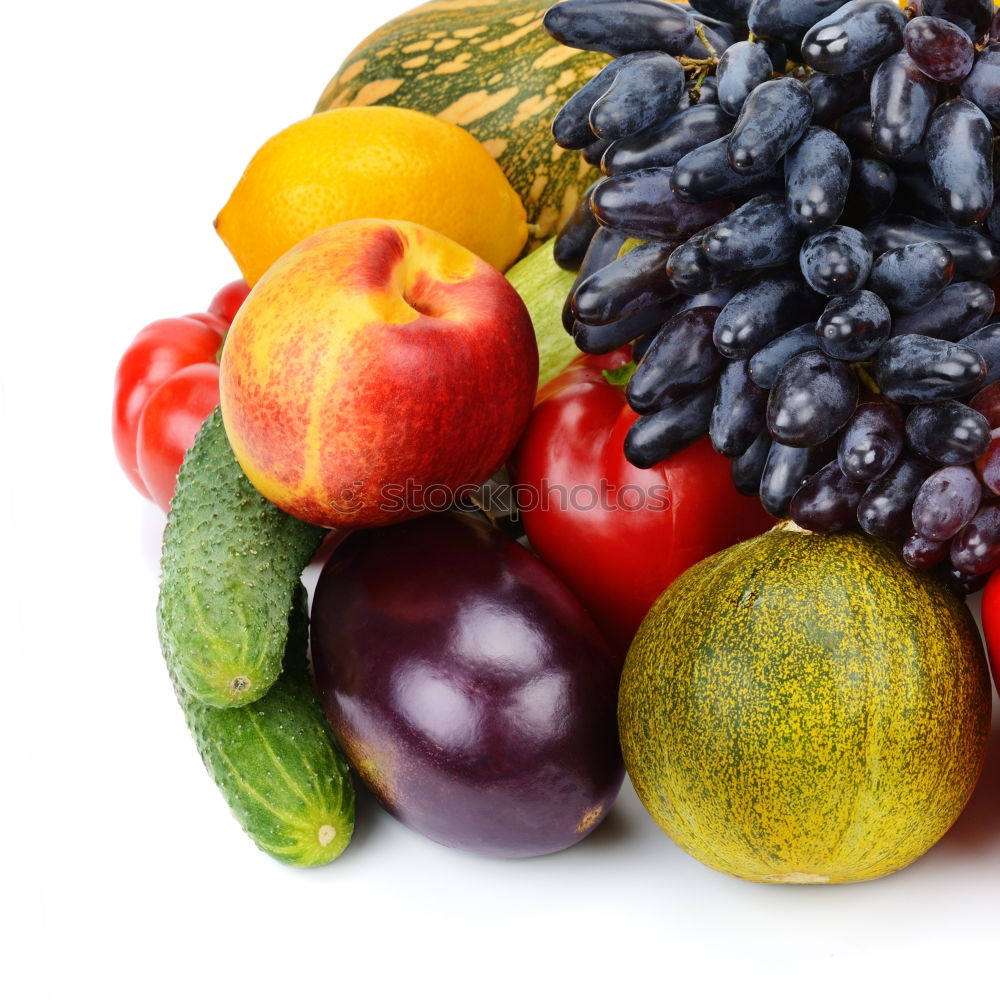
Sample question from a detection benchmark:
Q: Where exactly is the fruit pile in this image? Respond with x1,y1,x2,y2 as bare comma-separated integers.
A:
548,0,1000,593
111,0,1000,886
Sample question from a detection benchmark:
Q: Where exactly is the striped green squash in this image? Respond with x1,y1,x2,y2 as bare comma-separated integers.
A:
314,0,609,251
619,522,992,884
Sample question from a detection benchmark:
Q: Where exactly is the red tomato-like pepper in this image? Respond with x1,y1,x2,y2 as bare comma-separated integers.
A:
207,279,250,324
977,571,1000,694
509,349,775,655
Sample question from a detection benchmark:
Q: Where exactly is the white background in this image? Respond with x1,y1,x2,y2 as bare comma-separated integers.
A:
5,2,999,997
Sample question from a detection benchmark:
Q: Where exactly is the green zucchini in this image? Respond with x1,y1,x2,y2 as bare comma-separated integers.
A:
157,407,326,707
173,587,355,866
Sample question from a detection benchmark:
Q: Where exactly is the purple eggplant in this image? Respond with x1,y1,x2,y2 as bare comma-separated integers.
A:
310,512,624,859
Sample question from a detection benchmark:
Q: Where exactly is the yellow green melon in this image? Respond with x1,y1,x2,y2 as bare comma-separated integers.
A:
314,0,610,252
619,522,992,884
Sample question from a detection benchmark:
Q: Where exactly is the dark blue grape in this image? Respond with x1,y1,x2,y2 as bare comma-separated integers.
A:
713,276,824,359
553,184,599,271
799,226,873,296
666,238,738,292
805,71,870,124
623,382,716,467
684,16,736,58
766,349,858,446
589,53,686,140
959,323,1000,387
891,166,949,224
935,561,991,596
702,194,803,268
905,401,992,464
869,242,954,314
631,328,659,363
748,323,821,388
857,453,938,537
601,105,734,175
790,461,868,532
747,0,847,42
842,159,897,224
730,429,772,495
695,76,720,105
904,15,975,82
869,52,938,158
960,48,1000,121
891,282,995,342
801,1,907,76
573,301,672,353
562,227,628,333
582,136,614,167
543,0,697,56
688,0,753,21
571,240,677,326
760,441,831,517
710,359,769,456
591,167,732,239
874,334,986,403
817,290,892,360
627,307,724,412
727,77,813,174
950,504,1000,575
672,135,784,202
921,0,993,41
717,40,774,116
910,465,982,540
925,98,994,228
784,127,851,231
902,532,951,568
865,216,1000,281
837,397,906,482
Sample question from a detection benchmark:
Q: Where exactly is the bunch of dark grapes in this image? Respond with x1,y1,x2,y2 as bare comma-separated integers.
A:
546,0,1000,594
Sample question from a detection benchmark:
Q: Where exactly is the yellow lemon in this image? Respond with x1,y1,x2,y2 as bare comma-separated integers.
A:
215,107,528,285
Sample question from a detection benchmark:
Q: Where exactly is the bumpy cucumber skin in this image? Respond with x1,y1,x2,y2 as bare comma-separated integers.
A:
173,588,355,866
157,408,326,707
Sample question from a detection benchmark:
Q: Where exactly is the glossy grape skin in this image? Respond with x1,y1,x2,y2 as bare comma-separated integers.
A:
766,349,858,447
874,334,986,404
910,465,982,540
562,228,628,333
925,99,994,228
626,307,724,413
747,0,847,42
672,135,784,202
799,226,873,296
688,0,753,21
748,323,821,388
790,461,868,533
921,0,994,41
696,76,720,105
869,52,938,159
805,71,870,124
631,329,659,363
969,381,1000,428
553,54,643,149
571,240,677,326
856,453,938,538
573,301,671,353
730,428,772,495
684,17,736,58
841,159,897,225
817,290,892,360
702,194,803,268
784,126,851,232
713,276,824,359
892,166,951,224
589,53,686,141
591,168,733,242
869,242,954,314
959,323,1000,387
903,15,975,82
905,401,992,464
975,429,1000,494
902,532,951,568
960,48,1000,121
582,137,614,167
935,561,990,596
554,184,600,271
717,40,774,116
623,382,716,467
543,0,696,57
601,105,734,175
760,441,830,517
710,359,769,456
666,239,738,292
991,5,1000,43
801,0,907,76
727,77,813,174
865,216,1000,281
837,397,906,482
891,281,995,342
950,504,1000,576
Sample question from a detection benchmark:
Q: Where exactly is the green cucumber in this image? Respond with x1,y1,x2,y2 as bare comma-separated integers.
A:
157,407,326,707
173,587,355,866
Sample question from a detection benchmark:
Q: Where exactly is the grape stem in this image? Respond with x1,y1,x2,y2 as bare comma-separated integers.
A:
692,22,719,60
855,364,882,396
